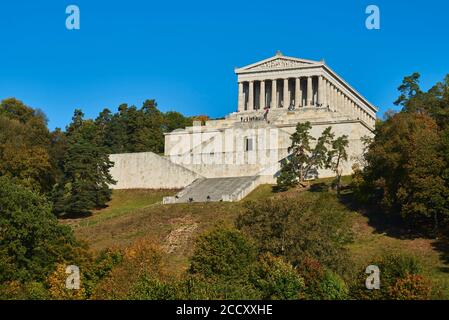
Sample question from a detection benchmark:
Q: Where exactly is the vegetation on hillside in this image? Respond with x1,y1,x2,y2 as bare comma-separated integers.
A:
2,72,449,300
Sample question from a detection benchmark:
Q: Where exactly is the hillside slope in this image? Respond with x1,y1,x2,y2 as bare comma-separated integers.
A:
63,182,449,297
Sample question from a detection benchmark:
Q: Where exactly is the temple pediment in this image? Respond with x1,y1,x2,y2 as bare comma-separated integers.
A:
236,51,321,73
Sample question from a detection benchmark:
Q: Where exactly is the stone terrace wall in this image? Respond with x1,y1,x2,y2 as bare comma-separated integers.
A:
109,152,202,189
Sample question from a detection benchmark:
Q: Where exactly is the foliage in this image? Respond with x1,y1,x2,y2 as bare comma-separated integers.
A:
388,273,432,300
0,281,49,300
328,135,349,195
94,100,194,154
349,253,430,300
394,73,449,128
251,253,305,300
295,256,326,299
52,111,116,217
360,112,449,233
357,73,449,233
47,264,86,300
92,238,165,299
0,98,53,192
0,176,80,283
236,195,353,275
189,228,257,280
320,270,349,300
276,122,349,192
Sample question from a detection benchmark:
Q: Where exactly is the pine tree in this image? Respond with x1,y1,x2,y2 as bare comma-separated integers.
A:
52,111,116,217
328,135,349,195
276,122,348,192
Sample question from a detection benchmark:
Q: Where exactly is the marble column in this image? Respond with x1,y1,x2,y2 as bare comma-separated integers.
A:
329,84,334,110
318,76,323,107
295,78,301,108
238,82,244,112
324,78,329,108
248,81,254,111
332,87,337,112
345,96,349,115
260,80,266,110
337,89,341,112
271,79,277,108
307,76,313,107
283,78,290,108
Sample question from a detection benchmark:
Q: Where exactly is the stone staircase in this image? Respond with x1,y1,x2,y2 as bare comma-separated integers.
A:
163,176,262,204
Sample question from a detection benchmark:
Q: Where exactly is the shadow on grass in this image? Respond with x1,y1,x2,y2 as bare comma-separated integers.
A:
309,183,329,193
58,210,95,220
337,187,449,275
431,237,449,272
338,190,428,240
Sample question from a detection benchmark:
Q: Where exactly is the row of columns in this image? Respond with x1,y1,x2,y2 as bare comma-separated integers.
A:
238,76,375,126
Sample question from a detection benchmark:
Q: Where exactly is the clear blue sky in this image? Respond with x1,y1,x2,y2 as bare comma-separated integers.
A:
1,0,448,130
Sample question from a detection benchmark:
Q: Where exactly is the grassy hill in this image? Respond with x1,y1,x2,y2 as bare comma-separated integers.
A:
63,180,449,298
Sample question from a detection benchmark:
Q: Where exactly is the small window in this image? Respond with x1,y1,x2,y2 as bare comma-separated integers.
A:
245,137,254,151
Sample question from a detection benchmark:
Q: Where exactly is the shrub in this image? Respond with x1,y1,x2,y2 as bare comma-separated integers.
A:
320,271,349,300
180,275,262,300
0,281,49,300
349,253,429,300
128,276,180,300
47,264,86,300
82,249,123,298
388,274,432,300
236,195,353,274
251,253,305,300
92,238,165,299
189,228,257,280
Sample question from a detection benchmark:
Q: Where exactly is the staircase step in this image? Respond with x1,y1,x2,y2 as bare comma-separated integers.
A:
170,176,259,203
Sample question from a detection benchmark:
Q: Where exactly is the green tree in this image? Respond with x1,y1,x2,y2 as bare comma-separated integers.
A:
0,176,80,283
0,98,53,192
362,112,449,233
328,135,349,195
276,122,348,192
163,111,193,133
52,111,116,217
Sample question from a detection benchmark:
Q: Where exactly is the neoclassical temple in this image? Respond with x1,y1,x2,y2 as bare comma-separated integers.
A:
110,52,378,202
235,51,376,127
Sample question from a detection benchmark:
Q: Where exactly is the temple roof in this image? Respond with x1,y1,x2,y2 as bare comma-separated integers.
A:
235,51,322,74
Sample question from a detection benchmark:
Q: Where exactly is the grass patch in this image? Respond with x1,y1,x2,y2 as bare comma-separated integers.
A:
64,189,176,229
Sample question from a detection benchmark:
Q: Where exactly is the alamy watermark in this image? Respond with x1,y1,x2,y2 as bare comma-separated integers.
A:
66,5,80,30
365,5,381,30
65,265,80,290
365,265,381,290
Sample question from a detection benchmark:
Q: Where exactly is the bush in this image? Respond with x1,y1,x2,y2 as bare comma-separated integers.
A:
388,274,432,300
349,253,430,300
251,253,305,300
128,276,180,300
47,264,86,300
236,195,353,274
320,271,349,300
189,228,257,280
182,275,262,300
92,238,165,299
0,281,50,300
82,249,123,298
